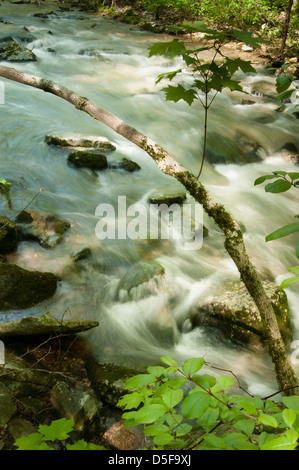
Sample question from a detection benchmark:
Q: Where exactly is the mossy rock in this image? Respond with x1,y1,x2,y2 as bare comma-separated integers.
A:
0,263,58,310
0,40,37,62
147,189,187,206
190,281,292,352
68,151,108,171
0,216,18,254
15,209,70,249
117,260,165,301
45,134,116,151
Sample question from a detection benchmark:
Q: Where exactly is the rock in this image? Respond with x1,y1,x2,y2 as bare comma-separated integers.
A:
73,247,92,263
0,316,99,338
0,390,17,427
0,216,18,254
45,134,116,151
68,151,108,171
8,417,36,441
50,380,101,438
85,360,140,407
147,189,187,206
109,158,141,172
190,281,292,351
0,264,58,311
103,421,146,450
271,143,299,164
117,260,165,301
15,209,70,250
250,80,277,100
0,39,37,62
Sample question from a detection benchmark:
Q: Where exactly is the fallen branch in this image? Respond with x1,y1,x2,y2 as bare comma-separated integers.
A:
0,64,297,394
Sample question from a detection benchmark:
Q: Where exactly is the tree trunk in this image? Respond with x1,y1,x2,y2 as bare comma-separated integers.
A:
280,0,294,56
0,65,297,394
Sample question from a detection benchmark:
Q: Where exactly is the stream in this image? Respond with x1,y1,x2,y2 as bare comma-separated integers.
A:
1,1,299,397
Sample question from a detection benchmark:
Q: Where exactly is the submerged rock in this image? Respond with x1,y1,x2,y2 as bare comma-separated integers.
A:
117,260,165,301
108,158,141,172
45,134,116,152
0,263,58,311
0,215,18,254
190,281,292,351
147,189,187,206
0,316,99,338
68,151,108,171
0,39,37,62
15,209,70,249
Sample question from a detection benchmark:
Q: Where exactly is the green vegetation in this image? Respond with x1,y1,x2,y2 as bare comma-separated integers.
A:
117,356,299,450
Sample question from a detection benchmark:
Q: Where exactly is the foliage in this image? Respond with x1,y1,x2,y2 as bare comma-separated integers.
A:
118,355,299,450
254,63,299,290
14,418,104,450
148,21,264,177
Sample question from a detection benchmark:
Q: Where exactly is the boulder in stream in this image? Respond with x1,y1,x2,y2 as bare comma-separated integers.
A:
0,215,18,254
68,151,108,171
190,281,292,351
45,134,116,152
108,158,141,172
0,39,37,62
116,259,165,302
15,209,70,250
0,316,99,338
147,189,187,206
0,263,58,311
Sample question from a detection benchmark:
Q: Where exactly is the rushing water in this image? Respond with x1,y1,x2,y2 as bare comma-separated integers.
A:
1,2,299,397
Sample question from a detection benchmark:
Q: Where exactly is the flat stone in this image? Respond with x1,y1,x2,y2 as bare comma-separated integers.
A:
109,158,141,172
0,316,99,338
117,260,165,300
45,134,116,151
147,189,187,206
8,417,36,441
0,390,17,427
0,264,58,311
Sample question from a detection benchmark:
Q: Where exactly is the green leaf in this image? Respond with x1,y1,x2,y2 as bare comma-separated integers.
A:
232,30,268,48
266,222,299,242
276,74,293,93
160,356,177,367
181,392,211,419
258,431,276,448
275,89,296,101
198,407,219,427
182,358,205,376
148,39,187,58
265,400,283,413
66,440,105,450
287,172,299,181
155,69,182,85
193,374,217,389
175,422,193,437
153,432,175,446
254,174,281,186
296,241,299,258
233,419,255,436
14,433,53,450
285,429,299,444
162,84,197,106
283,409,297,428
144,423,170,436
280,276,299,290
261,436,297,450
288,266,299,275
147,366,166,377
283,396,299,412
124,374,156,389
265,179,292,193
162,389,184,409
134,404,167,424
223,432,258,450
257,414,278,428
39,418,74,441
218,376,235,390
203,433,227,449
